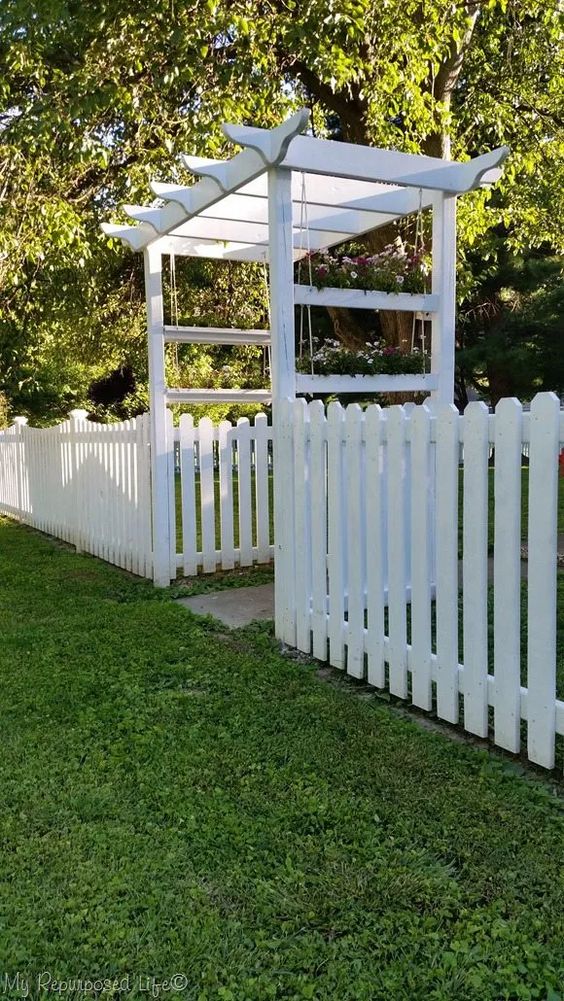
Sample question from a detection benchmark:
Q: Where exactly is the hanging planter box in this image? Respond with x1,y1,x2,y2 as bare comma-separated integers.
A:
294,284,438,313
295,373,439,394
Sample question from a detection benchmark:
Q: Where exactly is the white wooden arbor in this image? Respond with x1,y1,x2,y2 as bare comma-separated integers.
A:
102,109,508,587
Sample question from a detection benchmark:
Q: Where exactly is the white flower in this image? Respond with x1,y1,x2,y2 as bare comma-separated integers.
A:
350,271,358,279
395,275,405,285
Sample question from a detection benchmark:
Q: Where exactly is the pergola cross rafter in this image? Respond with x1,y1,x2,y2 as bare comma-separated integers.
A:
102,109,507,262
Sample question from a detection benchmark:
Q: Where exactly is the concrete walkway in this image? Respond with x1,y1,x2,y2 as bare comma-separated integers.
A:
176,582,274,628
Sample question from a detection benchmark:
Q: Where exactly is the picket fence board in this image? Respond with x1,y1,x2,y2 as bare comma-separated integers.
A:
435,404,460,724
365,406,386,689
199,417,216,573
254,413,271,565
410,404,433,710
327,401,346,670
293,399,311,652
493,398,523,753
527,392,559,768
462,402,490,737
179,414,198,576
218,420,235,570
309,401,328,661
345,404,365,679
275,399,297,646
387,406,408,698
237,417,254,568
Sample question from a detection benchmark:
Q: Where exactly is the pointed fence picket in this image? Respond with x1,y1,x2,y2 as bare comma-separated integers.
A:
279,393,564,771
175,412,275,577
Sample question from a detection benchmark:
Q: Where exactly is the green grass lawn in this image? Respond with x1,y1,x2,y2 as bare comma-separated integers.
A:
1,518,564,999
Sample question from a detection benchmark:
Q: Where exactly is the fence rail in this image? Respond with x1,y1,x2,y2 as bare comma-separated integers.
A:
278,393,563,770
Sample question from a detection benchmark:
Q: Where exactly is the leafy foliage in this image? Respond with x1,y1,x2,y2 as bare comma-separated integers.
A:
0,0,562,418
458,251,564,405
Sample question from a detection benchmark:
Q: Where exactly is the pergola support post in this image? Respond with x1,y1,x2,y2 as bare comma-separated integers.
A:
430,193,457,404
144,244,173,586
268,167,297,645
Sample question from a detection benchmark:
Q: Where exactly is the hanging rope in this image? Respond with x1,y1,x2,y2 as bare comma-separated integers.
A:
296,172,314,374
409,188,427,373
261,258,271,381
169,253,179,370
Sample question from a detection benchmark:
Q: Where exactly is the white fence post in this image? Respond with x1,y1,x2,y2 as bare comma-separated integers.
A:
144,243,172,587
13,416,28,520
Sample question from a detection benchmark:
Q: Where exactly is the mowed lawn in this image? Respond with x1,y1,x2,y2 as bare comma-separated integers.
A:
1,518,564,1000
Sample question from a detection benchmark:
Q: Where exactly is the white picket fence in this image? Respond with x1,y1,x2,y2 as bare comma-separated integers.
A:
0,413,153,576
173,412,274,576
0,411,274,581
277,393,563,770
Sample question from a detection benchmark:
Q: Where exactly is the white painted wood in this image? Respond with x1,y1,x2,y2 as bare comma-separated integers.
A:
293,399,312,653
294,285,438,313
462,402,490,737
386,407,408,698
279,132,508,193
296,374,439,395
493,398,523,753
236,417,253,568
144,245,172,585
365,406,386,687
166,408,177,579
345,404,365,679
254,413,271,564
163,325,271,345
179,414,198,576
268,168,296,406
275,399,297,644
218,420,235,571
327,401,346,670
430,194,456,404
269,167,297,646
410,404,433,710
198,417,217,574
309,401,328,661
165,388,271,405
527,392,559,768
435,404,460,723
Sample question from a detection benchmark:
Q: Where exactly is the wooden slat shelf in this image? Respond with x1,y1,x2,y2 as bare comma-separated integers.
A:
296,374,439,394
165,388,272,404
294,285,438,313
163,325,271,345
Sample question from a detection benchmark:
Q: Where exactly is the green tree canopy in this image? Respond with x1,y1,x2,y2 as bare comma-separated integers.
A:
1,0,562,418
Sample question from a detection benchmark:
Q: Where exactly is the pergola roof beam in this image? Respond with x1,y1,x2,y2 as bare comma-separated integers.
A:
228,124,509,194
